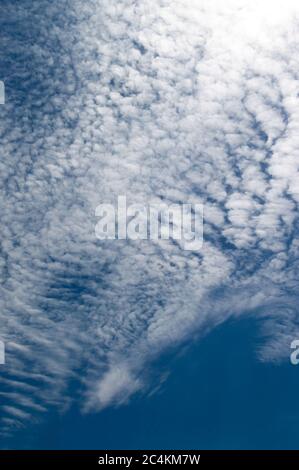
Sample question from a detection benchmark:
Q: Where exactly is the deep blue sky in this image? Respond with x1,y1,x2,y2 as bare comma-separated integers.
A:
3,317,299,450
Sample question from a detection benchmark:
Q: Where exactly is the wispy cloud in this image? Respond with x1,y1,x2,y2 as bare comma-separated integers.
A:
1,0,299,435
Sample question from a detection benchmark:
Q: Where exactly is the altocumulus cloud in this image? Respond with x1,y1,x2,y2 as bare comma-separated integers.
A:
1,0,299,434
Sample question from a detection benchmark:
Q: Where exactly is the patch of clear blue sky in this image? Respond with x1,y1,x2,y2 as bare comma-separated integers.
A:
2,316,299,450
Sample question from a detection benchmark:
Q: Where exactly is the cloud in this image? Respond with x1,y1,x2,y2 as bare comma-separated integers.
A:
1,0,299,434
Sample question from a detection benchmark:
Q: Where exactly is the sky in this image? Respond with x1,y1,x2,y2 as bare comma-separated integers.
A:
1,0,299,449
3,317,299,449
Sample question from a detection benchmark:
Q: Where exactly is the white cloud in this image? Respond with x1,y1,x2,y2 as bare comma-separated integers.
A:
1,0,299,434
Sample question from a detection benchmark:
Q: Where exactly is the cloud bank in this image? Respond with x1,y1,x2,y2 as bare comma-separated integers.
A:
1,0,299,434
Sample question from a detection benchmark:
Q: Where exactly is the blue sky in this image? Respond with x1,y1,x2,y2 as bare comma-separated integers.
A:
1,0,299,449
2,317,299,449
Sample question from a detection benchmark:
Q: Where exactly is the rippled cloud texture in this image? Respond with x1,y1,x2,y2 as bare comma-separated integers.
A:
1,0,299,434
